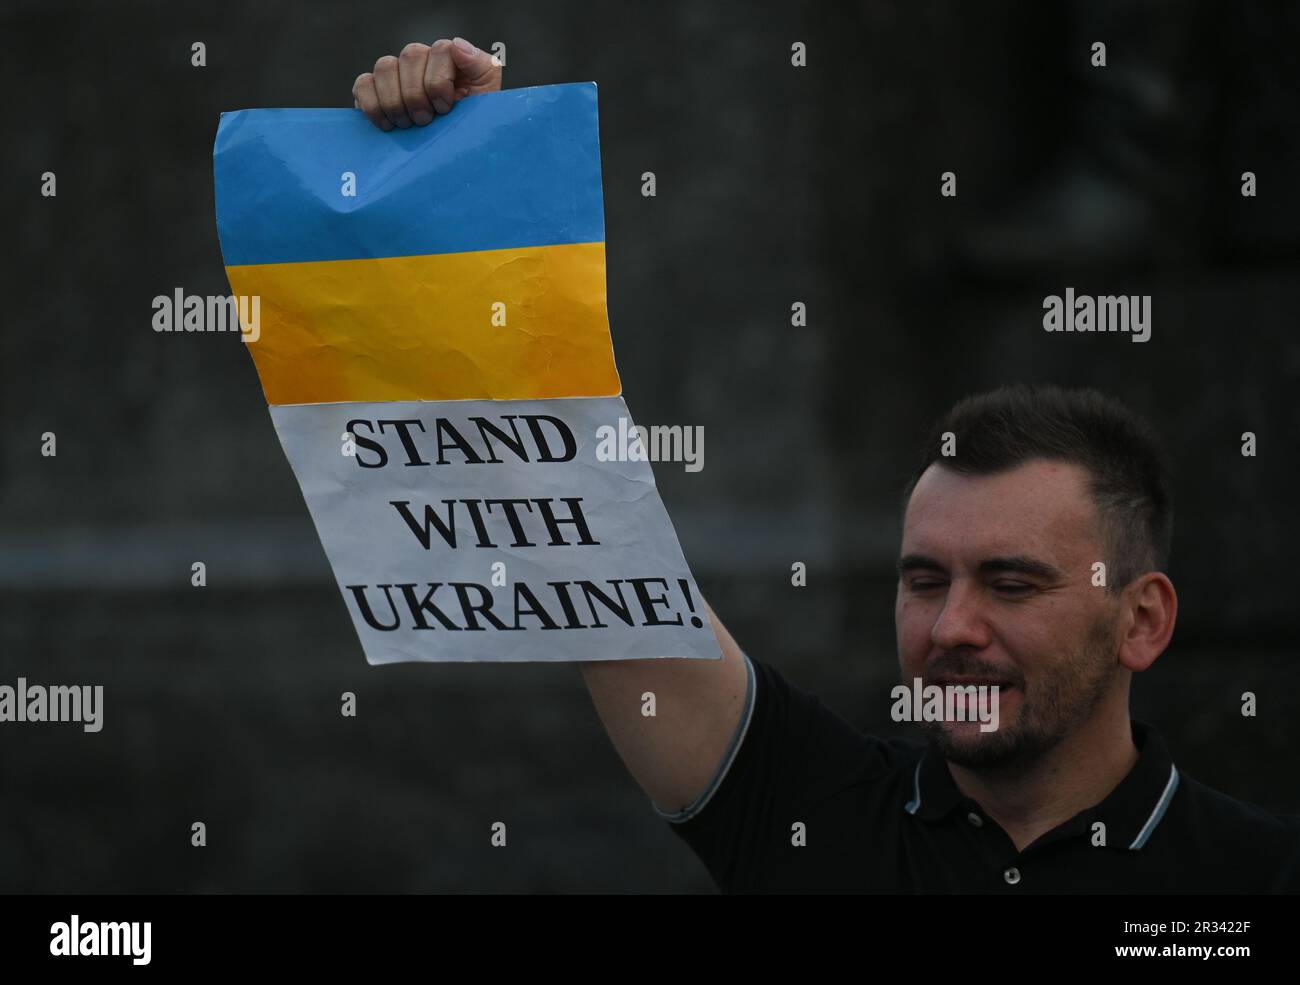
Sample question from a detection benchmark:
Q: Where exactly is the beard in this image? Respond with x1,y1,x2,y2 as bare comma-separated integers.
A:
913,611,1120,771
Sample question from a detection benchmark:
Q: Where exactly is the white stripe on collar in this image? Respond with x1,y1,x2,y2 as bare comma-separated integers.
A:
904,760,923,814
1129,764,1181,850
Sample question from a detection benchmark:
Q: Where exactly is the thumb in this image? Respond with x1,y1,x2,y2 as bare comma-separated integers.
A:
450,37,500,88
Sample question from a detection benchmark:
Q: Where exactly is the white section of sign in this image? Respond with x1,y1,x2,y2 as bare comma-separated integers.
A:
270,396,721,664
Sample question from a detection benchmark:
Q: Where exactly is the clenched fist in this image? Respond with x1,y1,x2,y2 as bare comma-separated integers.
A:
352,37,503,130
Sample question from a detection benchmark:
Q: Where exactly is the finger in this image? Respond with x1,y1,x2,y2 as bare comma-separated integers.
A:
397,42,435,125
352,72,392,131
422,38,456,115
449,36,502,93
372,55,411,128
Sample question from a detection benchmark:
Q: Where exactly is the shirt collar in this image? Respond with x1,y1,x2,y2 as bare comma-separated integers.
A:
903,720,1180,852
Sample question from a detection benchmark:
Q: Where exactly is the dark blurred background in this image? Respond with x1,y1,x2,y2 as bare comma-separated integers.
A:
2,0,1297,892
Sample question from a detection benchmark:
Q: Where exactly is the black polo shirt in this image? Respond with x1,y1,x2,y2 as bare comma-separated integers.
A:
657,653,1300,893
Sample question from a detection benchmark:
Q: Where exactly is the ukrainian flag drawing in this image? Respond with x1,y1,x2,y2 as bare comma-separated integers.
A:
214,83,720,665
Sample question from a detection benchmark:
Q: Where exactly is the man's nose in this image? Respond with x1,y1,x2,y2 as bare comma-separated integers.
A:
930,581,993,652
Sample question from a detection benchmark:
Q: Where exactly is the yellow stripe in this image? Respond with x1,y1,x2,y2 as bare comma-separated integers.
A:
225,242,621,405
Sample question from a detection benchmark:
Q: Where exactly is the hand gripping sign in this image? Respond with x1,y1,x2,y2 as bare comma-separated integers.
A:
214,83,720,665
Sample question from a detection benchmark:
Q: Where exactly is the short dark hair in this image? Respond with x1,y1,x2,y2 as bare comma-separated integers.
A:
902,384,1173,591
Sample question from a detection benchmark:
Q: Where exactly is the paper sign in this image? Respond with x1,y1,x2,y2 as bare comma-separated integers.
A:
213,83,720,664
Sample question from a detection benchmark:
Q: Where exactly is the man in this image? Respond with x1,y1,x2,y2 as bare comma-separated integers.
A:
352,42,1300,892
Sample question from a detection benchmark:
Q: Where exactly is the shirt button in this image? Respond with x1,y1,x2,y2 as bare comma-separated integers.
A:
1003,867,1021,886
966,812,984,827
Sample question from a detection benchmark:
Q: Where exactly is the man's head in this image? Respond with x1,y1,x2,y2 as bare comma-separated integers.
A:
894,384,1177,770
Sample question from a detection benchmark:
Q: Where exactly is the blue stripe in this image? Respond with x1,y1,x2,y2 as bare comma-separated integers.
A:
1129,765,1180,850
214,82,606,266
904,760,922,814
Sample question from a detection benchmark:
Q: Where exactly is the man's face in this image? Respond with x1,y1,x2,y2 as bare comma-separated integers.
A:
895,458,1122,769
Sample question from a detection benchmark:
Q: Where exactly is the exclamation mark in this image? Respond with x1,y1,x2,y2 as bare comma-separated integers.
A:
677,578,705,628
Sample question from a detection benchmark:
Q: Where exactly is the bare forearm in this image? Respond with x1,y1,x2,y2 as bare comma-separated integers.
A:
579,600,748,811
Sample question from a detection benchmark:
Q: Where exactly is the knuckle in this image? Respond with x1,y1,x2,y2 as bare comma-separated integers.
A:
352,73,373,94
374,55,399,73
399,41,428,60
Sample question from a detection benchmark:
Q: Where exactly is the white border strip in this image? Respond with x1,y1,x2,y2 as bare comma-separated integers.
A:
654,651,757,824
1129,764,1180,850
904,760,923,815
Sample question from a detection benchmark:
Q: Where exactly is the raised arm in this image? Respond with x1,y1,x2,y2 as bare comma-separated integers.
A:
579,600,750,812
351,40,749,814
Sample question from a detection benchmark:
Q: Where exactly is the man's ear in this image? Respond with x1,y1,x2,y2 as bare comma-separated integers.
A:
1117,572,1177,673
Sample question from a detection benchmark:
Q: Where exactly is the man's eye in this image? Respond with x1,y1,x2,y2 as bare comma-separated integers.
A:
995,583,1034,594
909,580,945,591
